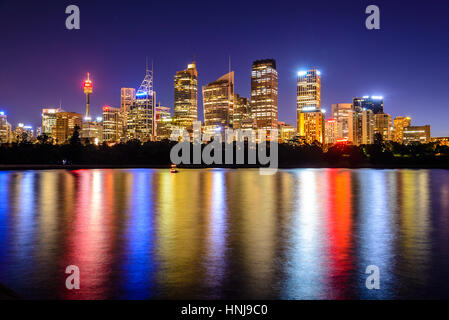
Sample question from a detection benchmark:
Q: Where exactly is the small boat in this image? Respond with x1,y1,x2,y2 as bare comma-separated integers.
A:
170,164,178,173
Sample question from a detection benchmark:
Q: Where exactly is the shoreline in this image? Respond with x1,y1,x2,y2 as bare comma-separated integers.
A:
1,164,449,171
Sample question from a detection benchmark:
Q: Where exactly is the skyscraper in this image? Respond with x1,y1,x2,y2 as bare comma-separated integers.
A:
325,118,338,145
103,106,123,143
127,64,155,142
393,116,411,143
331,103,353,140
232,94,252,130
121,88,135,137
348,108,374,145
174,62,198,130
297,69,324,144
42,108,63,137
353,96,384,114
251,59,278,132
155,104,173,140
374,113,392,141
54,112,83,144
203,71,234,129
0,111,11,143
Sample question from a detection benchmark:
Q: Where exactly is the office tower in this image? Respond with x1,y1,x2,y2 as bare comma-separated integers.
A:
278,122,297,143
393,116,411,143
297,69,322,112
325,118,338,145
127,64,156,142
353,96,384,114
0,111,10,143
348,108,374,145
296,69,323,144
251,59,278,132
42,108,63,137
202,71,234,130
403,125,431,144
121,88,135,137
297,110,325,144
331,103,353,139
174,62,198,130
83,73,93,120
102,106,123,143
374,113,392,141
54,112,83,144
232,94,253,129
155,104,173,140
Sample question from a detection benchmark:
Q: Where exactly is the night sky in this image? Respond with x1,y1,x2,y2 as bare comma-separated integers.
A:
0,0,448,136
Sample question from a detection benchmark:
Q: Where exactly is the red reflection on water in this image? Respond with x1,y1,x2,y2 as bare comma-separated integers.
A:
325,169,354,299
60,170,113,300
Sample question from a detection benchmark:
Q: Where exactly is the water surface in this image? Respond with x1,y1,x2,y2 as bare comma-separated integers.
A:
0,168,448,299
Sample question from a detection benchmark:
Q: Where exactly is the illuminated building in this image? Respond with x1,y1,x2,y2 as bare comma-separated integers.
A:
278,122,297,143
353,96,384,114
81,119,103,145
203,71,234,129
393,116,411,143
54,112,82,144
233,94,253,129
42,108,63,137
325,118,338,145
431,137,449,146
251,59,278,132
83,73,93,120
121,88,135,136
374,113,392,141
296,69,323,144
297,69,321,113
0,111,11,143
13,123,34,143
331,103,353,140
297,110,325,144
348,108,374,145
155,104,173,140
102,106,123,143
174,62,198,130
403,125,431,144
127,64,156,142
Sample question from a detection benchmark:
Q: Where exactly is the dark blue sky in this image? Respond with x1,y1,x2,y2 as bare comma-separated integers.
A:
1,0,448,136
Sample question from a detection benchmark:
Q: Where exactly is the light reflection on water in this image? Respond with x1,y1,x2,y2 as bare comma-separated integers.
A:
0,168,449,300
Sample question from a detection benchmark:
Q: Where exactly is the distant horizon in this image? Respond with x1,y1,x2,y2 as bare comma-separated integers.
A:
1,0,448,136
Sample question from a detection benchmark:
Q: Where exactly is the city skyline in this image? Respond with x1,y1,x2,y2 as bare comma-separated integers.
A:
1,0,448,136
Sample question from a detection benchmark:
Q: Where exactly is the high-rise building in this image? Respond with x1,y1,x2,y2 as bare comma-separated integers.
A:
13,123,34,143
102,106,123,143
0,111,11,143
155,104,173,140
251,59,278,132
325,118,338,145
403,125,431,144
353,96,384,114
297,69,322,112
83,73,93,120
331,103,353,140
42,108,63,137
374,113,392,141
121,88,135,137
174,62,198,130
393,116,411,143
297,69,323,144
233,94,253,130
54,112,83,144
127,64,156,142
297,110,325,144
348,108,374,145
203,71,234,129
